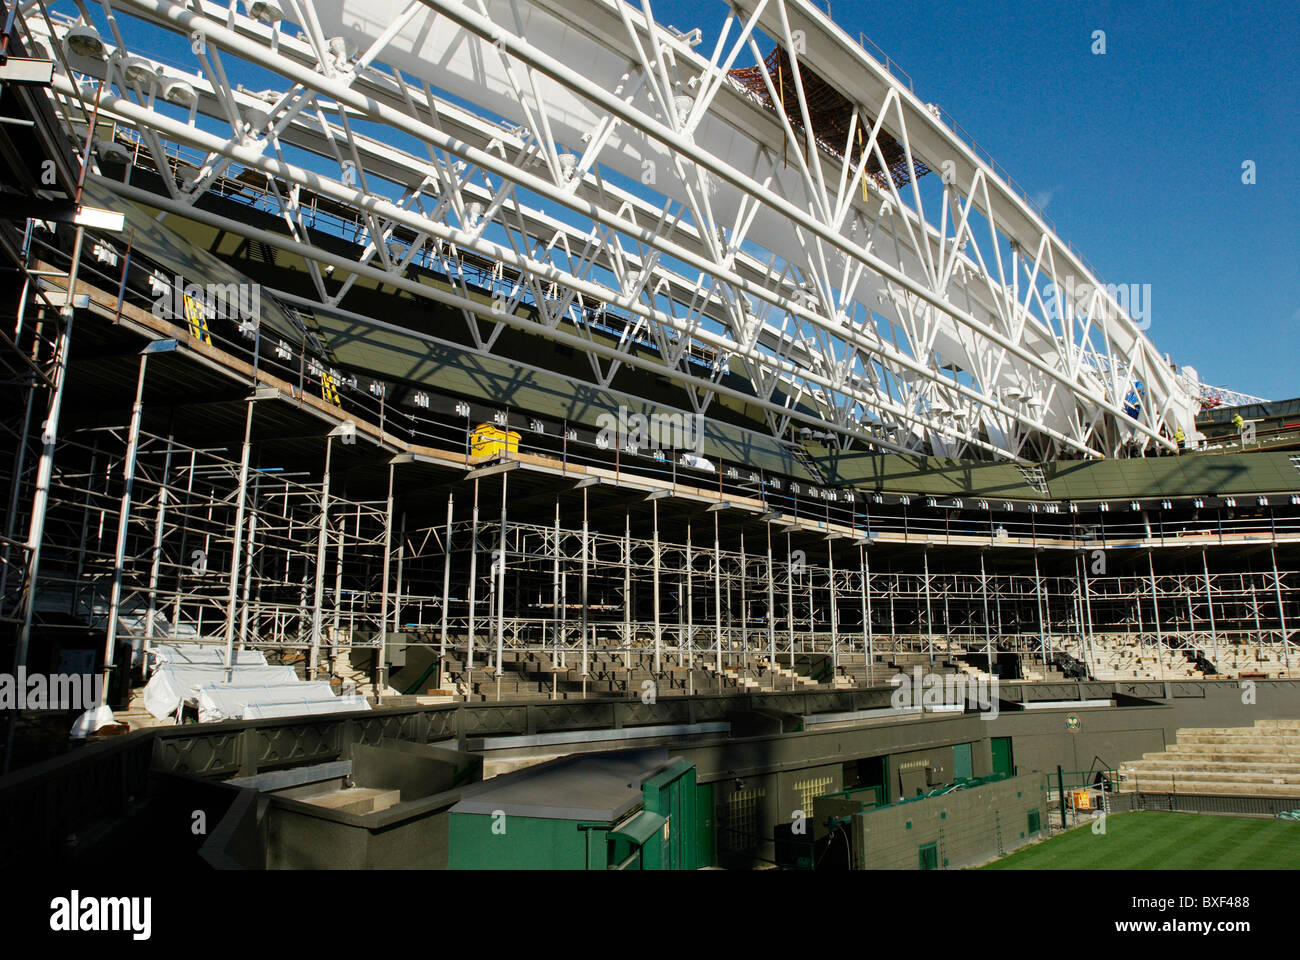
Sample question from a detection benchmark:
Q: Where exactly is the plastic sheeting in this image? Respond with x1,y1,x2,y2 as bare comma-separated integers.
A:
195,682,368,723
144,643,369,723
142,662,298,719
148,643,267,667
69,703,118,739
241,695,371,720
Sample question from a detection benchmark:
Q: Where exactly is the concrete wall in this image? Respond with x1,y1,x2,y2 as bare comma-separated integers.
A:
853,773,1045,870
983,680,1300,777
265,800,455,869
665,681,1300,866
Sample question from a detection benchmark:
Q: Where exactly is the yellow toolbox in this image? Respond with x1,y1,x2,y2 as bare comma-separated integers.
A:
469,423,520,458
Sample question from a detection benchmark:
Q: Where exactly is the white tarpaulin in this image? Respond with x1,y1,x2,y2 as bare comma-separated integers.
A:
145,643,368,723
241,695,371,720
148,644,267,667
69,703,118,739
196,682,369,723
142,662,299,719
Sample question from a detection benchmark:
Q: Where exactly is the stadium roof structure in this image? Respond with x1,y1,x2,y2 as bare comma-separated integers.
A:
23,0,1208,464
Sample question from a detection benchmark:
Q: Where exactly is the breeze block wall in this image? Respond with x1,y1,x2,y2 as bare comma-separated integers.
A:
852,772,1045,870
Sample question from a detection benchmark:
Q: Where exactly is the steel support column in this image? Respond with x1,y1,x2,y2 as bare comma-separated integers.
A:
923,549,934,665
580,486,589,676
1272,547,1291,675
861,544,873,685
714,511,722,673
766,523,776,687
828,540,838,669
1148,551,1165,682
786,530,795,667
439,489,453,689
652,497,661,673
980,551,992,676
467,478,479,669
1201,548,1219,665
102,351,150,703
143,431,175,668
378,461,396,701
495,473,507,675
306,429,330,686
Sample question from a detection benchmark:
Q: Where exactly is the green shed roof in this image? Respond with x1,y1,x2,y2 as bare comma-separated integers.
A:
450,747,679,823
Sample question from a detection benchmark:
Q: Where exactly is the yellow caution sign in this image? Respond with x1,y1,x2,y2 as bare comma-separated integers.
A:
183,293,211,345
320,370,341,407
1073,789,1091,810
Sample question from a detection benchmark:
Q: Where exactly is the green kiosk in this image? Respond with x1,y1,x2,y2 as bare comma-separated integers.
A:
448,747,711,870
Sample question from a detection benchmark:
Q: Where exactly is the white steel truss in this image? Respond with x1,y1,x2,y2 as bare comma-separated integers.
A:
26,0,1199,461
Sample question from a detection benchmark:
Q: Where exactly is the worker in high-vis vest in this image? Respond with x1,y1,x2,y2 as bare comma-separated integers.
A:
1175,426,1186,453
1232,413,1245,433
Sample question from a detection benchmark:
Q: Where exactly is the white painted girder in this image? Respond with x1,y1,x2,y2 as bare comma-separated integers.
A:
44,0,1197,462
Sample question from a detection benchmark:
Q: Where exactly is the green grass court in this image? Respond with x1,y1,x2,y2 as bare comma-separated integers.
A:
981,811,1300,870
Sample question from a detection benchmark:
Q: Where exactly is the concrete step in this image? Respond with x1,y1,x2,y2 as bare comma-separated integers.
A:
1141,750,1298,764
1157,741,1297,756
1256,719,1300,730
1119,778,1300,798
1122,768,1300,785
303,787,401,815
1124,759,1300,776
1177,732,1300,747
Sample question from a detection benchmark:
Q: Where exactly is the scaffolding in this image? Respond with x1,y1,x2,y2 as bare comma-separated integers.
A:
1,232,1296,714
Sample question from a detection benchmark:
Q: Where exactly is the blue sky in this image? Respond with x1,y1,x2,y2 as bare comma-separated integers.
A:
651,0,1300,401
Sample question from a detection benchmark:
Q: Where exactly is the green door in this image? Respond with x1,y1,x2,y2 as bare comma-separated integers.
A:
918,841,938,871
991,737,1014,779
952,742,973,781
641,759,697,869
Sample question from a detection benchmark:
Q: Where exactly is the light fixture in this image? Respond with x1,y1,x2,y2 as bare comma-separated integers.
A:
247,0,284,22
122,57,157,88
73,205,126,231
95,140,130,169
161,78,197,108
92,242,118,266
64,23,105,60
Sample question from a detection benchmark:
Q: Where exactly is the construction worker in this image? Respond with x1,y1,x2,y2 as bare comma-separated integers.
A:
1232,412,1245,433
1175,426,1186,454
